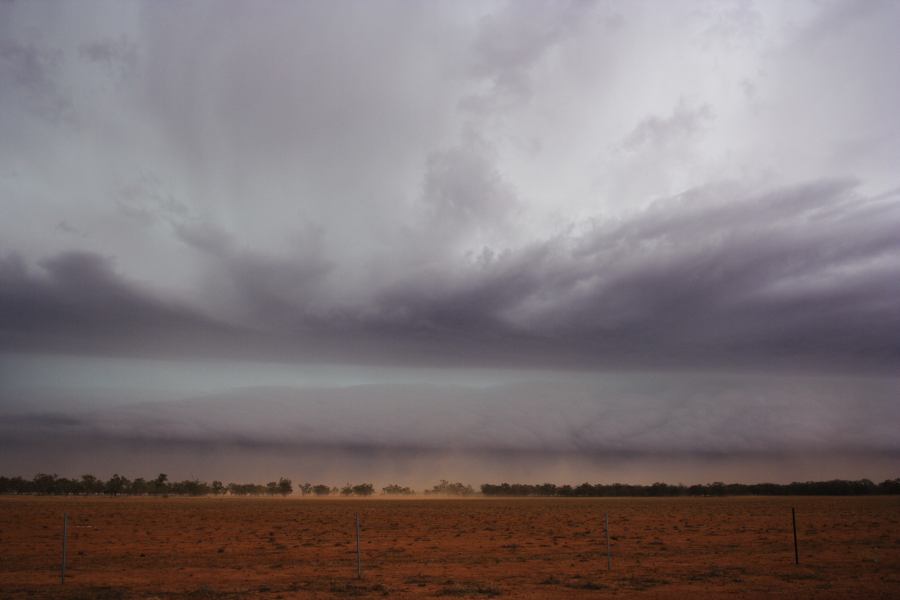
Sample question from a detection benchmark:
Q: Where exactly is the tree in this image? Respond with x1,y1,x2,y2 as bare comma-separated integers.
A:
299,482,313,496
311,484,332,496
33,473,58,495
152,473,169,495
131,478,149,495
104,474,130,496
382,484,414,495
211,480,225,495
277,477,293,496
352,483,374,496
171,479,209,496
80,474,103,495
426,480,474,496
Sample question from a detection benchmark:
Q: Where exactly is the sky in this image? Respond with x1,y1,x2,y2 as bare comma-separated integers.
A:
1,0,899,486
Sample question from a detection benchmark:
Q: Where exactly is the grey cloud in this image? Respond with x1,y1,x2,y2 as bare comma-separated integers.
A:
172,221,234,255
0,38,69,122
78,35,138,81
1,2,898,375
621,101,714,151
462,0,595,110
361,179,900,370
2,179,897,372
225,250,335,328
136,1,461,177
2,0,899,487
420,132,518,237
796,0,896,47
55,220,83,236
695,0,763,47
173,222,334,327
0,251,245,357
3,375,899,459
115,172,189,227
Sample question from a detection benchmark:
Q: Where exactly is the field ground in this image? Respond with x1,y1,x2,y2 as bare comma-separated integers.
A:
1,496,898,598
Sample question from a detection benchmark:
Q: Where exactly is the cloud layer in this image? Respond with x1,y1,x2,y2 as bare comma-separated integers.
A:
1,2,900,482
3,376,898,484
2,1,898,372
2,178,898,370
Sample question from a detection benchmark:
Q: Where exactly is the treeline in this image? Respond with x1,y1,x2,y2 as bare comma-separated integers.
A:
480,478,900,497
0,473,295,497
5,473,897,497
0,474,478,497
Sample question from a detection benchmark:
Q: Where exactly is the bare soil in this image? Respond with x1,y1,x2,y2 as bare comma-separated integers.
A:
1,496,898,598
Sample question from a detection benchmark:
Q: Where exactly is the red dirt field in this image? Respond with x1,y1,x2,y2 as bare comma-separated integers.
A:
1,496,898,599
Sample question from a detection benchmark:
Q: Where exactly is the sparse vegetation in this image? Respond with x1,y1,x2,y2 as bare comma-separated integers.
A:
436,582,501,596
479,479,900,497
311,484,333,496
426,480,475,496
1,495,898,598
1,473,898,497
382,484,415,495
352,482,375,496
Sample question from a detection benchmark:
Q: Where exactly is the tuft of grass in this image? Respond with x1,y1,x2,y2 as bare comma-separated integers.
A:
180,587,243,599
564,580,607,591
623,576,671,591
62,587,128,600
330,581,390,597
436,583,502,597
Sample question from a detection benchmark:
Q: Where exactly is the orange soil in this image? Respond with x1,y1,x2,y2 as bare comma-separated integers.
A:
1,496,898,598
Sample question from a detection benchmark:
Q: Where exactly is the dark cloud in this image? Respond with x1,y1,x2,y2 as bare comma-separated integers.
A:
3,377,896,455
0,251,245,357
1,0,898,486
362,178,900,371
2,377,898,483
2,179,897,372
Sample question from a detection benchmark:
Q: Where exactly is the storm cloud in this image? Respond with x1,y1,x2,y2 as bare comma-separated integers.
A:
2,178,898,370
1,1,899,482
3,375,898,485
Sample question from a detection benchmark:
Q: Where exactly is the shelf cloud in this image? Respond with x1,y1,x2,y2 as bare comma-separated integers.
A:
2,178,898,370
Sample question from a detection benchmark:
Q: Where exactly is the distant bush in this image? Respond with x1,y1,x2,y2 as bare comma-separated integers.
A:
338,482,375,496
227,482,267,496
382,484,415,495
2,473,897,497
352,483,375,496
426,480,475,496
479,478,900,497
311,484,333,496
